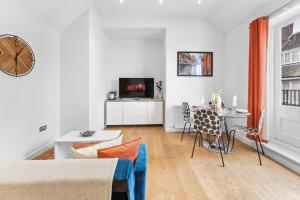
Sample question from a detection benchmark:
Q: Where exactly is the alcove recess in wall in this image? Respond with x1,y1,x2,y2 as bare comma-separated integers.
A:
101,27,166,99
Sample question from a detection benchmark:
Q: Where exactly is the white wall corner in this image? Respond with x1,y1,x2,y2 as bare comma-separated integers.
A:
23,142,54,160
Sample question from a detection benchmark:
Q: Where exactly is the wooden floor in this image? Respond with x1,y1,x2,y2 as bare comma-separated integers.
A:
36,126,300,200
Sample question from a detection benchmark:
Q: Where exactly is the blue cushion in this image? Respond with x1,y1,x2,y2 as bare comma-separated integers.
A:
134,144,147,200
114,159,135,200
113,144,147,200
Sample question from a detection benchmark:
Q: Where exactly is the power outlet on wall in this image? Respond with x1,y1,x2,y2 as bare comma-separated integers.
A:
39,125,47,133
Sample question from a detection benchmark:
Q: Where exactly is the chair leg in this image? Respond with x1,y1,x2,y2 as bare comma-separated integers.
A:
218,137,225,167
226,131,231,153
255,140,262,166
259,140,265,155
231,131,236,152
188,122,191,135
221,134,226,153
199,133,203,147
181,122,187,141
191,133,199,158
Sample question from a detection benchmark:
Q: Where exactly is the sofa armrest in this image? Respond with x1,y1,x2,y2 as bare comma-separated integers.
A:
134,144,147,200
113,159,135,200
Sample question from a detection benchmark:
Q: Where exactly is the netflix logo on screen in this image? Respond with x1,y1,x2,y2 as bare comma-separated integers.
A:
119,78,154,98
127,84,146,91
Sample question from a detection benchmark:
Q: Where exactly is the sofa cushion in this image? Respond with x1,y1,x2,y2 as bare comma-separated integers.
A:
72,134,123,159
98,137,141,161
134,144,147,200
112,159,135,200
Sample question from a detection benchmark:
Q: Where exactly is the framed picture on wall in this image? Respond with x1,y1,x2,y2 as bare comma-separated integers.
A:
177,52,213,76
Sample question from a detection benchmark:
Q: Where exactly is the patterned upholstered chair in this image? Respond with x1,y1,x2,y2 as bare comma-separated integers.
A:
229,109,265,165
181,102,193,141
192,109,225,167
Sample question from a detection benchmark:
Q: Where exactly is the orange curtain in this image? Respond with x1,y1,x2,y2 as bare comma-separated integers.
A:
247,17,269,143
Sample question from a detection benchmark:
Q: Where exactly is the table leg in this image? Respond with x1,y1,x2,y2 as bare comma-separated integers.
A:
224,118,231,154
54,142,72,160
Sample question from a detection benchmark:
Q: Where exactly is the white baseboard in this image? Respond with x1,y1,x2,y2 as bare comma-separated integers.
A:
235,133,300,174
23,142,54,160
165,127,184,133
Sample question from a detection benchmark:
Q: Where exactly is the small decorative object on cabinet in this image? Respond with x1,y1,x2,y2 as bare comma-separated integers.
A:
108,91,117,100
156,80,163,99
0,34,35,77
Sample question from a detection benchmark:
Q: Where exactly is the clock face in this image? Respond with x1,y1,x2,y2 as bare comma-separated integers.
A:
0,34,35,77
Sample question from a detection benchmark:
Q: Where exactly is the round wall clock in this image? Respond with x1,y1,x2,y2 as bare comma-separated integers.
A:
0,34,35,77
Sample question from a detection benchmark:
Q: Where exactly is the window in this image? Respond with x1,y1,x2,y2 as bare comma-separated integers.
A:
281,20,300,106
268,9,300,150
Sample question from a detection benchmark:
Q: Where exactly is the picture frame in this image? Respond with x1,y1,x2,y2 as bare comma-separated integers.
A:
177,51,213,76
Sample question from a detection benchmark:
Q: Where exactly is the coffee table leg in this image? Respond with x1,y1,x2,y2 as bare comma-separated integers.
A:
54,142,72,160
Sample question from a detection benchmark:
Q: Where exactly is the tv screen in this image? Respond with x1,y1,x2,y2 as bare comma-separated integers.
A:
119,78,154,98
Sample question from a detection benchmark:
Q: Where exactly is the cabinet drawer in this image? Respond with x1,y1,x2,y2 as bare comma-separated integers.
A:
123,102,147,117
123,102,147,125
123,116,147,125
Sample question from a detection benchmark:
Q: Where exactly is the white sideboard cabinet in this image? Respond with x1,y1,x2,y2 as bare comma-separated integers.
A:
105,99,163,126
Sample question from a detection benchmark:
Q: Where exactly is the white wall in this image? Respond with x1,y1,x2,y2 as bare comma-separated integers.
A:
224,24,249,109
165,20,224,130
223,24,250,127
105,39,163,98
61,7,110,133
60,10,90,136
0,1,60,160
101,18,225,131
89,7,110,131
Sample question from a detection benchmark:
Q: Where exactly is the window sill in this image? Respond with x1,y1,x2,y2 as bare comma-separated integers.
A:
267,140,300,164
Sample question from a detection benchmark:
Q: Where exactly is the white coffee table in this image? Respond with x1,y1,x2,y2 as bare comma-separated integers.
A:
54,130,121,159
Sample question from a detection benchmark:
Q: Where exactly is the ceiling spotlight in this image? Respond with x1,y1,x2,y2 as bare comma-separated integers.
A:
159,0,163,4
120,0,124,4
197,0,202,5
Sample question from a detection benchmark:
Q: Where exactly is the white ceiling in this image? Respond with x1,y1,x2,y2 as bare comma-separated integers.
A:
95,0,291,31
12,0,292,32
14,0,96,32
103,28,165,40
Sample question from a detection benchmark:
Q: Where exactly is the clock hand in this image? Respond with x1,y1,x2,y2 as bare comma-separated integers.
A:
14,46,25,67
14,54,18,67
15,66,18,76
16,46,25,57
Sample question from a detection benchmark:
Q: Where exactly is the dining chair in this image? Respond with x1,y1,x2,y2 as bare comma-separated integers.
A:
181,102,193,141
191,109,225,167
229,109,265,165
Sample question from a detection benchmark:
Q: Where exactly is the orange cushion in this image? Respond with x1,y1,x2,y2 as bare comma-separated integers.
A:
97,137,141,161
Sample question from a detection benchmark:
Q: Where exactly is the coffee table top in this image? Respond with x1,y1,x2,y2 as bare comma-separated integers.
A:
55,130,122,143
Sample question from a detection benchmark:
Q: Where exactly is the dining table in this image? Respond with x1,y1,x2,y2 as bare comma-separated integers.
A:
191,106,251,153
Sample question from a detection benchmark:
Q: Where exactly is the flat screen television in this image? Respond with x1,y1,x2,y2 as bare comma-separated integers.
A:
119,78,154,98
